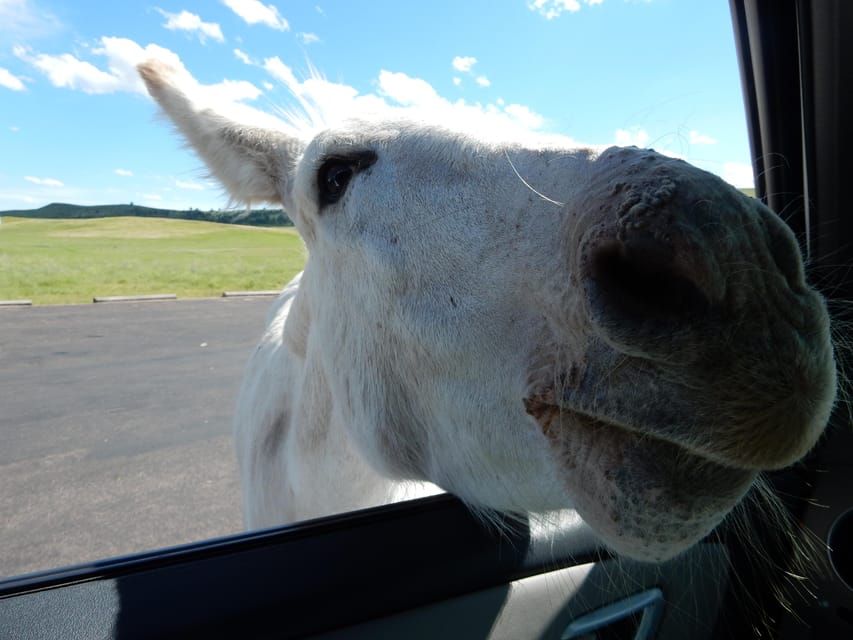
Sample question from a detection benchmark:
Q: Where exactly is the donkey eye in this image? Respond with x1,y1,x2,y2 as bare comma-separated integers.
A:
317,150,378,207
318,161,353,205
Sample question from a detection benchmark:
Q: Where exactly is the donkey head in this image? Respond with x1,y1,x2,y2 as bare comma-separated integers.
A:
139,60,835,561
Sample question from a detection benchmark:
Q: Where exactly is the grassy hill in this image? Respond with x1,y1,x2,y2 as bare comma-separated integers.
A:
3,190,759,226
0,202,292,227
0,216,305,304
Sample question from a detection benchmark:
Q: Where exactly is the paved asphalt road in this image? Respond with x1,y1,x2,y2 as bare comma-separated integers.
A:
0,297,274,578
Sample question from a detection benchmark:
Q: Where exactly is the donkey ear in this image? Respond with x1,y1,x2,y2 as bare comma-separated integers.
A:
138,59,303,205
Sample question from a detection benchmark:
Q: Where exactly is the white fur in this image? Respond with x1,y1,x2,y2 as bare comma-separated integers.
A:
138,60,836,562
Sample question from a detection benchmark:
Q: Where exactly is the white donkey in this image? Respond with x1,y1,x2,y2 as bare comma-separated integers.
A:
138,60,836,563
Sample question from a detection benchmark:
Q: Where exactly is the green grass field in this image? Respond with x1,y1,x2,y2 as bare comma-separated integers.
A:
0,216,306,305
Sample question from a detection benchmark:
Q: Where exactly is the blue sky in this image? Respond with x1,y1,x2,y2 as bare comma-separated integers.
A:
0,0,754,211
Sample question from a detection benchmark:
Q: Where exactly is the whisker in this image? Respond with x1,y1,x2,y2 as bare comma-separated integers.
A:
503,149,565,207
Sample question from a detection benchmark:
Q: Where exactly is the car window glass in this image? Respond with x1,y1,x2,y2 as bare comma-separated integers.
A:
0,0,752,578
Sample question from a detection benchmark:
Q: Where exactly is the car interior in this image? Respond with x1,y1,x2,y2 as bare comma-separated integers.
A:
1,1,850,638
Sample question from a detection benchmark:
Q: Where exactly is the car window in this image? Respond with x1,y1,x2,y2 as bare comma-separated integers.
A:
0,0,754,579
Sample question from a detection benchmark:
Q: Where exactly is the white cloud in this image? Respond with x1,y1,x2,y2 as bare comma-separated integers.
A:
90,38,181,92
615,127,650,147
16,37,261,103
141,192,163,201
25,175,64,187
527,0,579,19
454,57,493,90
176,179,205,190
245,60,559,144
503,103,544,129
233,48,253,64
15,39,175,94
0,0,63,40
452,56,477,73
378,70,442,107
223,0,289,31
10,126,20,132
157,9,224,44
723,161,755,188
15,44,118,94
0,66,26,90
115,168,133,177
689,130,717,145
208,78,263,103
263,56,299,88
262,81,274,91
299,32,320,45
0,192,39,205
527,0,603,20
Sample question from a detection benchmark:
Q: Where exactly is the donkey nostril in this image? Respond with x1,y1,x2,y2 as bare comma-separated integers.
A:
589,240,710,323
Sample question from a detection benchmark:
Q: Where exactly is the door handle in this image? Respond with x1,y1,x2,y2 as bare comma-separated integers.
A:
561,587,664,640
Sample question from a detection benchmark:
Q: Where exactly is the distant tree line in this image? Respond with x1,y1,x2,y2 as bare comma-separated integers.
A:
0,203,294,227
